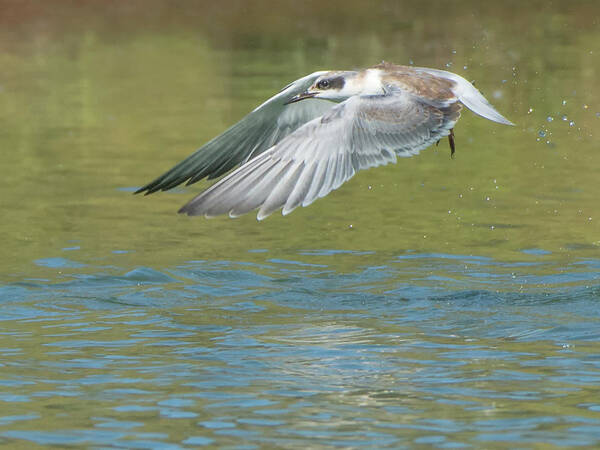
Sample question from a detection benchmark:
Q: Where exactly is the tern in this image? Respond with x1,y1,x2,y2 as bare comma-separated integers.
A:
136,62,513,220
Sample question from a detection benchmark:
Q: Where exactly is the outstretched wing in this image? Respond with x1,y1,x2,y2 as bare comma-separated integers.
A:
179,89,462,220
136,71,333,194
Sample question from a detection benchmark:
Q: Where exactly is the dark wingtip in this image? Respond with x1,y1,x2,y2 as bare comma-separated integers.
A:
177,203,190,215
134,186,158,196
134,179,164,195
134,176,188,196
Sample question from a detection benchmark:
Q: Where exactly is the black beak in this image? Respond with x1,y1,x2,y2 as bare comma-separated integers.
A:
285,91,317,105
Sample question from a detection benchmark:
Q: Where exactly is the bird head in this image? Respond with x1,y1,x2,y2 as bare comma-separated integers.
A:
286,71,361,104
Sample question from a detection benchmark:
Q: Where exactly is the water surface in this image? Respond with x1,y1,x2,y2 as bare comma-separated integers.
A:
1,1,599,448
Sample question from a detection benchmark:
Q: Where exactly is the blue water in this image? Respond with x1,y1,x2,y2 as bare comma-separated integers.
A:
1,250,599,448
3,1,600,446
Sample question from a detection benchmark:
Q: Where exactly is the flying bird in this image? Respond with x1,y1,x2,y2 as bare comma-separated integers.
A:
136,62,513,220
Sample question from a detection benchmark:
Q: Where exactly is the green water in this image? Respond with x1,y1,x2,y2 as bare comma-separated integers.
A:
1,1,599,448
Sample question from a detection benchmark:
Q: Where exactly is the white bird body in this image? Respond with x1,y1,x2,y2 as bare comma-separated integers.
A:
137,62,513,220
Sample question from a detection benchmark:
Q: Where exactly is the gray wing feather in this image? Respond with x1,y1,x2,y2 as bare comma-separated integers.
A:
136,71,332,194
179,90,461,220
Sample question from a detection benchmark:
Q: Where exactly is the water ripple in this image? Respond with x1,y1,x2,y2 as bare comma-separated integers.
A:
0,251,599,448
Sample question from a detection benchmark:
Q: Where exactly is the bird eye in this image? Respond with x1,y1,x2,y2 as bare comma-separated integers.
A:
317,79,330,89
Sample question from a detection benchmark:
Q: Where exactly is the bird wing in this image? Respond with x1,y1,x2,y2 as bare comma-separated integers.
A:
135,71,334,194
179,88,462,220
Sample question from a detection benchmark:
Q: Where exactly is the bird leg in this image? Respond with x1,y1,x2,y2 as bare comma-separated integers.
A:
437,129,455,158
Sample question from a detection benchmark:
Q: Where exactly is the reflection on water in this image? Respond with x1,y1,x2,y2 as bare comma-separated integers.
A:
2,252,600,447
1,0,600,448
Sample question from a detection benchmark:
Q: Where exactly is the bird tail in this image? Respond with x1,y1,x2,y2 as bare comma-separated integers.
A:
418,67,514,126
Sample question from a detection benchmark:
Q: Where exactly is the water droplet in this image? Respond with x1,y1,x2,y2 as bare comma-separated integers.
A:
583,104,589,109
452,49,457,54
490,225,495,230
463,65,468,70
562,115,568,121
547,116,554,122
562,100,567,105
538,130,547,138
446,62,453,68
596,112,600,118
528,108,534,114
485,196,490,201
368,185,372,190
569,121,575,127
448,210,452,214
